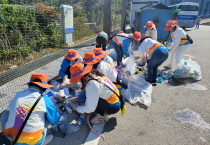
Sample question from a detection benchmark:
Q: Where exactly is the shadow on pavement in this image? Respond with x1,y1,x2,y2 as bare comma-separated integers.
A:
103,117,117,133
168,77,198,86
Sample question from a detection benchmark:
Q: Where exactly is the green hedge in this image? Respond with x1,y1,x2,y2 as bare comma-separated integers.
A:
0,4,62,61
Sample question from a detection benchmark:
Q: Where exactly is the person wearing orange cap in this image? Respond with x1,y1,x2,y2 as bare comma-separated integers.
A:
59,49,83,87
1,73,60,145
111,31,136,67
118,30,124,34
130,31,142,51
164,20,191,69
82,51,117,83
93,47,114,66
130,34,169,86
96,31,108,51
69,63,122,124
144,21,157,41
92,48,128,89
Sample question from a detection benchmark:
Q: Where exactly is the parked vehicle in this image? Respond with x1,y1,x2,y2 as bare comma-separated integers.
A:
176,2,199,28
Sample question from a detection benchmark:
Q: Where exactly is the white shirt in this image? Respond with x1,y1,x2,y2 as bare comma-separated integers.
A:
103,55,114,66
75,56,83,64
97,61,118,82
133,38,159,56
76,76,117,113
170,27,187,51
146,27,157,41
116,33,131,45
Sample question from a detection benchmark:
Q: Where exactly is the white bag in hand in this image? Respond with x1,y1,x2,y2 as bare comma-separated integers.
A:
125,55,135,76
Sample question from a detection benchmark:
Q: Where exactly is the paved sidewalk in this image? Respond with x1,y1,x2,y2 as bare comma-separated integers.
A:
0,38,98,145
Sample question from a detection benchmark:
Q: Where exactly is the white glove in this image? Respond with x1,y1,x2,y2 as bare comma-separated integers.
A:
61,76,70,88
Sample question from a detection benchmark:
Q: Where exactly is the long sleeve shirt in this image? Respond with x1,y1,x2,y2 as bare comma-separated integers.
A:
146,27,157,41
76,76,120,113
170,27,188,52
112,33,132,57
103,55,114,66
133,38,159,56
3,87,60,145
59,57,83,78
97,61,118,82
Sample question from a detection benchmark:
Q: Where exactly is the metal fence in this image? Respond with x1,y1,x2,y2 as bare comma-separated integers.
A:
0,0,122,114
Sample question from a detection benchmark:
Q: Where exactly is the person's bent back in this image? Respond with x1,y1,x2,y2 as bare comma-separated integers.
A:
2,73,60,145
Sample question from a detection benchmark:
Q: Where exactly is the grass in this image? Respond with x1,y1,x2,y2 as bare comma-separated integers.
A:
0,34,97,74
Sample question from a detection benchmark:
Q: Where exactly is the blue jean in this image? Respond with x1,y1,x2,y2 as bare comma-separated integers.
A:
113,44,123,66
1,110,48,145
147,48,169,81
196,23,200,29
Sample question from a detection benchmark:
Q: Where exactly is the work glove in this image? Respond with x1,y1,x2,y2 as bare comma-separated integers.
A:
61,76,70,88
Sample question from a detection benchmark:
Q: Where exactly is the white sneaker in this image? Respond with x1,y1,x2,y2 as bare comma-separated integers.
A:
90,114,104,125
44,135,53,145
104,113,109,122
164,64,172,69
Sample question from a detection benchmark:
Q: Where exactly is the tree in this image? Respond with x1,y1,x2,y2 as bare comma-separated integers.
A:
103,0,112,40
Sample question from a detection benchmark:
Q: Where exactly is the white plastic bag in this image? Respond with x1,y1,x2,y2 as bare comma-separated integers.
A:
125,55,135,76
121,74,152,106
50,80,61,92
173,59,202,80
108,49,117,60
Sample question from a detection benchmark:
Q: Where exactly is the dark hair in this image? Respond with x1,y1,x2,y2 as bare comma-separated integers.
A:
80,69,104,90
172,25,177,32
28,79,46,92
93,62,100,69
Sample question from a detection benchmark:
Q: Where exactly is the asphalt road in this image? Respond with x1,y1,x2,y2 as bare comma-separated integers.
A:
98,23,210,145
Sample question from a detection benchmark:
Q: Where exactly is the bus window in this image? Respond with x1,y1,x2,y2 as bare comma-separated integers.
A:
178,5,198,11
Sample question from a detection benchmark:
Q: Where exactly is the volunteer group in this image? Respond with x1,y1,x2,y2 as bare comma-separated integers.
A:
1,19,192,145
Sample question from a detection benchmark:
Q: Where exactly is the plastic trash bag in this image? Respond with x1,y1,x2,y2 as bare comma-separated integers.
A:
173,59,202,80
121,74,152,106
122,57,129,65
50,80,61,92
108,49,117,60
125,55,135,76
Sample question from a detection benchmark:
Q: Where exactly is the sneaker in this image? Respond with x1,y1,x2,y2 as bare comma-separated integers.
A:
120,62,126,67
164,64,172,69
151,82,157,86
146,80,157,86
44,135,53,145
90,114,104,125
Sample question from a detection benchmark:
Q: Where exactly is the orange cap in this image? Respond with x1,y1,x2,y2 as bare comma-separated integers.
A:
25,73,54,88
118,30,124,34
82,51,101,64
130,31,141,41
70,63,92,83
65,49,80,61
164,20,178,31
93,48,107,59
140,34,152,41
144,21,155,29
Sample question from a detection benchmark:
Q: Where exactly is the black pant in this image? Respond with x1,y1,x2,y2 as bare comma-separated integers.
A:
95,98,120,116
96,36,107,51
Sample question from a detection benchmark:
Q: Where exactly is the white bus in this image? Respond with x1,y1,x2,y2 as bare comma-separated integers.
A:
177,2,199,28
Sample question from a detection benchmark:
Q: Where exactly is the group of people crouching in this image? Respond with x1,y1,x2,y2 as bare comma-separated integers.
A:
0,19,191,145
